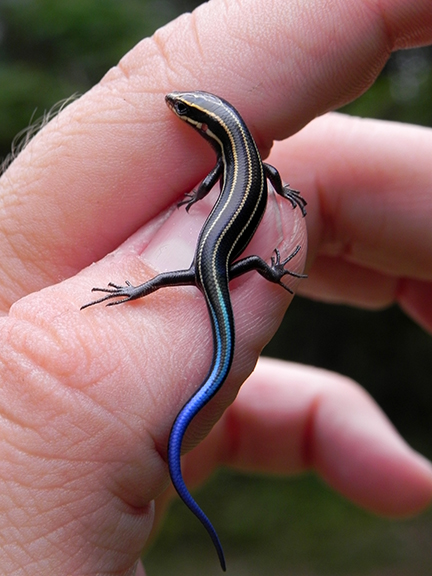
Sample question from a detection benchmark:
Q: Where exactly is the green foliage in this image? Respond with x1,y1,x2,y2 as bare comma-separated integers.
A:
0,0,178,157
1,0,169,78
146,472,432,574
342,48,432,126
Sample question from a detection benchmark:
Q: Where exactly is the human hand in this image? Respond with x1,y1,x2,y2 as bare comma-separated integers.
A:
0,0,431,575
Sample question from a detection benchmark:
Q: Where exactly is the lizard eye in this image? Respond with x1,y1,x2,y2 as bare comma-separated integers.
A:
174,101,188,116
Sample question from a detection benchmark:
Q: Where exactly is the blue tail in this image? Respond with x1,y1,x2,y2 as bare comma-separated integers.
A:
168,404,227,571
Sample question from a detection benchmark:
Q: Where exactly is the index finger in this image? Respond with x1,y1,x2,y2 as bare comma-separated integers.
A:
0,0,431,308
218,357,432,516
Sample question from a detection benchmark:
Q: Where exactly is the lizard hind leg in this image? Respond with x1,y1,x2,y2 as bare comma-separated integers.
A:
80,267,197,310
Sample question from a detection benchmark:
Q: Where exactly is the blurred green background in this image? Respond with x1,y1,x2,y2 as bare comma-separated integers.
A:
0,1,431,574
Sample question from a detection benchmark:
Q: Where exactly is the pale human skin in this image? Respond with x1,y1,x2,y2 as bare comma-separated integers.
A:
0,0,432,574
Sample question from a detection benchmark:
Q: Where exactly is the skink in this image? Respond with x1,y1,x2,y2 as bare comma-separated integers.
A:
82,91,307,571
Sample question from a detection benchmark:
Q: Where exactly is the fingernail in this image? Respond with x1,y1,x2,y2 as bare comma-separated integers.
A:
127,182,305,274
140,187,219,272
